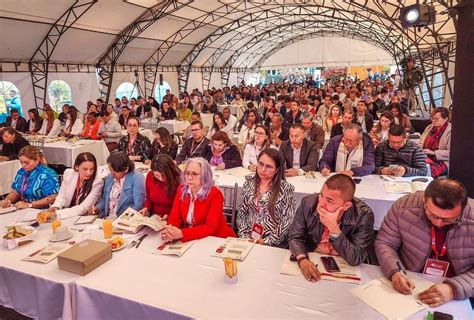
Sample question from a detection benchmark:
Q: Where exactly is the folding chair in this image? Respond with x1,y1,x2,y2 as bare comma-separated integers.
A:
219,183,239,231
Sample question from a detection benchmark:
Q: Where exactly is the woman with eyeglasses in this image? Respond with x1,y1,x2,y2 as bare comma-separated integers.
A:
204,131,242,170
118,117,152,163
37,152,103,223
161,157,236,243
139,154,181,219
419,107,451,178
242,124,275,172
236,148,296,248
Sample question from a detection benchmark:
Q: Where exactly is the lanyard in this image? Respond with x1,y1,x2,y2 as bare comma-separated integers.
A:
189,138,204,158
20,173,32,201
431,226,447,259
74,178,83,206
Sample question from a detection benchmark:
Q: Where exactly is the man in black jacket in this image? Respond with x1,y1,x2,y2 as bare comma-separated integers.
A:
175,121,210,164
279,124,319,177
0,127,30,161
288,174,375,281
0,110,27,133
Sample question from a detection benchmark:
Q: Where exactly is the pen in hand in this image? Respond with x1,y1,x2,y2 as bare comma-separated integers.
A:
395,260,415,295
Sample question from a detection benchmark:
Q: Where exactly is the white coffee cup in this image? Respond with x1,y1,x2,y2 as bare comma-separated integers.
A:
55,226,71,240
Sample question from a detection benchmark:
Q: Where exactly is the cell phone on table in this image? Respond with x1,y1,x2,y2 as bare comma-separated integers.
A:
321,256,340,273
432,311,453,320
389,165,398,170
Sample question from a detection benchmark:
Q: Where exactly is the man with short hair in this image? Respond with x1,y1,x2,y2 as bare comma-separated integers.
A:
270,113,289,147
319,124,375,177
280,123,319,177
288,174,375,282
113,98,122,115
353,100,374,133
98,110,122,151
175,120,210,164
301,112,324,149
222,107,237,132
375,124,427,176
375,179,473,307
330,110,353,138
0,109,27,133
316,96,333,123
283,100,303,129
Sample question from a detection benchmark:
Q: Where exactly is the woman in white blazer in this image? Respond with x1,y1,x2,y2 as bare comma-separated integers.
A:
38,108,61,137
63,108,84,136
37,152,104,222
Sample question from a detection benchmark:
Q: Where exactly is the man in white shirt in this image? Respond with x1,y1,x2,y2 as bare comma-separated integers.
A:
222,107,237,132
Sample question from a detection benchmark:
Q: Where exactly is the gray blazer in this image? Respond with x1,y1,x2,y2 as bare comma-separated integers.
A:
279,139,319,172
288,194,375,266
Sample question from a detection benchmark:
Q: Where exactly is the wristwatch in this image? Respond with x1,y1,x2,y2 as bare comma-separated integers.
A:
329,232,341,242
297,255,309,266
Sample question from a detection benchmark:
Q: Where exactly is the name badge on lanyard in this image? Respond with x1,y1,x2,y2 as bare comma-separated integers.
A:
251,223,263,240
423,226,450,277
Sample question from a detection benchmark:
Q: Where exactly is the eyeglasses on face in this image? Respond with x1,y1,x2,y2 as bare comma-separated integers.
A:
254,131,266,136
184,171,200,178
424,205,461,224
257,161,275,171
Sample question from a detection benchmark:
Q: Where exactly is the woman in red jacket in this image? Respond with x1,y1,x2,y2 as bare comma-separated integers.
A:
139,154,181,219
161,157,236,242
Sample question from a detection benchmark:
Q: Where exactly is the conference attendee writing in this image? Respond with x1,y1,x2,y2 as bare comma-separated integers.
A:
91,152,145,219
118,117,152,163
0,127,30,161
63,109,84,136
375,179,473,307
139,154,181,219
25,108,43,134
38,107,61,137
288,174,375,282
375,125,427,177
81,112,101,140
161,157,236,243
175,120,210,164
0,109,27,133
0,146,59,209
237,148,296,248
420,107,451,178
36,152,103,222
319,124,375,177
98,110,122,152
204,131,242,170
242,125,275,172
280,123,319,177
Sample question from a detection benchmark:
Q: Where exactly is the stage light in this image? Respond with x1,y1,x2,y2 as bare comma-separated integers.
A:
400,4,436,28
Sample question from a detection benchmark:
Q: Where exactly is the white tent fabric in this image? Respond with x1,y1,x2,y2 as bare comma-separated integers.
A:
260,37,394,69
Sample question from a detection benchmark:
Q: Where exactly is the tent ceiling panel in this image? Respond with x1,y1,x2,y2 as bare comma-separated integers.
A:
159,45,195,65
74,0,144,34
49,29,114,64
0,0,72,24
0,18,50,62
139,16,191,40
117,38,163,64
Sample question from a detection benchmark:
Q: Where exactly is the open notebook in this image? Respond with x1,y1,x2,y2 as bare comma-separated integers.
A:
351,272,434,320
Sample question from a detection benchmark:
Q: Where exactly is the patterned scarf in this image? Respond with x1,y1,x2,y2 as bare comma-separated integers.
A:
210,145,229,166
423,122,449,178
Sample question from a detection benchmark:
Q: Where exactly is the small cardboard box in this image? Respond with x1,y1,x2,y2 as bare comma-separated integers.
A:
57,239,112,276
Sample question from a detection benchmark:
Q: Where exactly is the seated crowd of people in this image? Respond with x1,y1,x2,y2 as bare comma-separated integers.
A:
0,79,470,307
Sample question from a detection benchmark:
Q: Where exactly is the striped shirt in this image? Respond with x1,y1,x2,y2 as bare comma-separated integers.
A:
375,140,427,176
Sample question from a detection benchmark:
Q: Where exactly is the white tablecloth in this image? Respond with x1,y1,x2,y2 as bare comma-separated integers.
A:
0,160,21,195
159,120,189,135
0,209,78,320
218,104,244,119
42,140,110,167
72,235,472,319
200,113,213,128
1,210,471,319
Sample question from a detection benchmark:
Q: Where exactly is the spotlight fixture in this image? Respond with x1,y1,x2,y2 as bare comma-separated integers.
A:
400,3,436,28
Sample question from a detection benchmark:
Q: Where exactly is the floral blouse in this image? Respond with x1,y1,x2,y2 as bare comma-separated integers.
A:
118,133,152,162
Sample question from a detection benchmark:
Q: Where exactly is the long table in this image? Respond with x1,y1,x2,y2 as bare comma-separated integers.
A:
0,160,21,195
0,210,471,319
39,140,110,167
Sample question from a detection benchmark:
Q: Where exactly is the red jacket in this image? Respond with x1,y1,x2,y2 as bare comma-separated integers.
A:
82,120,101,140
168,185,236,242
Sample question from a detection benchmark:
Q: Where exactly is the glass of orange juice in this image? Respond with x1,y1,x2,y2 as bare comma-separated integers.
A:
103,219,113,239
51,219,61,234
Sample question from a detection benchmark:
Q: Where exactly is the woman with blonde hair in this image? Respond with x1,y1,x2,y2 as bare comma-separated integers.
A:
39,105,61,137
0,145,59,210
